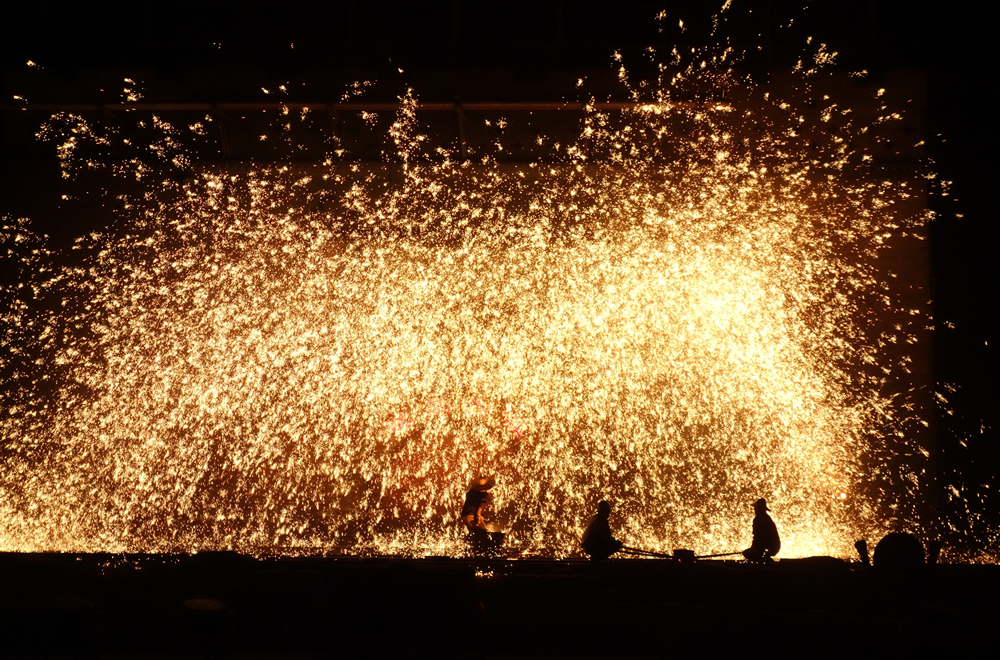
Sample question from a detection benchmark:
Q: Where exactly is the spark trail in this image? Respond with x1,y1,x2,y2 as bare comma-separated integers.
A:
1,35,931,558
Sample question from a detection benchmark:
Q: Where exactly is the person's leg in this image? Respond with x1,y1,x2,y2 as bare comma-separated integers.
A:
589,540,621,561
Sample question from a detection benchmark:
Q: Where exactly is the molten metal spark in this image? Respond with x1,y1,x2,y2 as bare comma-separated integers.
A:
2,38,933,558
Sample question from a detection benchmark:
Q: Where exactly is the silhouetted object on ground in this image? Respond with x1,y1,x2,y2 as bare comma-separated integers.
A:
462,476,504,556
673,548,696,562
855,539,871,566
873,532,925,572
581,500,623,561
742,498,781,563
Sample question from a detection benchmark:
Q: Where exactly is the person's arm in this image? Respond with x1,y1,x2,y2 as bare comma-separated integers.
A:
474,492,491,528
582,518,595,547
768,518,781,554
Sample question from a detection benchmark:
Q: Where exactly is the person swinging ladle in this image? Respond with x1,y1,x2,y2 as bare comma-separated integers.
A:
461,476,504,555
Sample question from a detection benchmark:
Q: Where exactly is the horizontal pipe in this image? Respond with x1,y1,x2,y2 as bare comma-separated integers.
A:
619,546,673,559
695,551,744,559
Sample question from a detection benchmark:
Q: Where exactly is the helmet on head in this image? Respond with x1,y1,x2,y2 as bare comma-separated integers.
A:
470,476,496,491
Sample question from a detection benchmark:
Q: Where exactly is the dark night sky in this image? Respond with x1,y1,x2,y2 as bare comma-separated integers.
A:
2,1,997,538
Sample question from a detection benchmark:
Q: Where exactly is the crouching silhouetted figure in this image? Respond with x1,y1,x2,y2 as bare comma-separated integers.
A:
742,498,781,563
462,476,504,556
873,532,925,573
581,500,623,561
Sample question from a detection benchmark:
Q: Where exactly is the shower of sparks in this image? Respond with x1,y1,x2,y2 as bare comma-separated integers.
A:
1,37,936,558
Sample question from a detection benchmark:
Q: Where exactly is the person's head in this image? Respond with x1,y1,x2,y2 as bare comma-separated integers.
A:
754,498,770,515
598,500,611,516
470,476,496,492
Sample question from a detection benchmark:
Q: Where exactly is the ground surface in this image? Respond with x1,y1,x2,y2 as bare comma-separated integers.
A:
0,552,996,658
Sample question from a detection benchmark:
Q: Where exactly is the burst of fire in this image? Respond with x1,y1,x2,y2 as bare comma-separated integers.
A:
1,33,933,558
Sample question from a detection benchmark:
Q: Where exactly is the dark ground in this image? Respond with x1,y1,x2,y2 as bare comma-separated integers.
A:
1,552,997,658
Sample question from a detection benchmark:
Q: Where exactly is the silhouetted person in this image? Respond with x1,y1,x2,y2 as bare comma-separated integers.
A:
742,498,780,563
462,476,494,530
873,532,924,571
581,500,623,561
462,476,503,556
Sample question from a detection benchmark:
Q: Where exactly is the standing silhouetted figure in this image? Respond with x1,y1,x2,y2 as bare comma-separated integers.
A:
462,476,503,556
581,500,623,561
742,498,780,563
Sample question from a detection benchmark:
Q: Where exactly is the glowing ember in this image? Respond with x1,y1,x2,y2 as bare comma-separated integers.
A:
1,33,933,558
